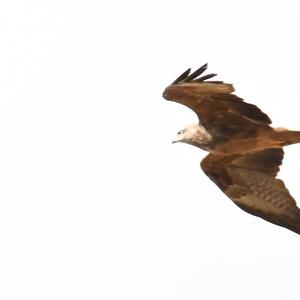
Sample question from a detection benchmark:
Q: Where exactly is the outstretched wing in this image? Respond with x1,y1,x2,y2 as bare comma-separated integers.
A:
163,64,272,133
201,148,300,234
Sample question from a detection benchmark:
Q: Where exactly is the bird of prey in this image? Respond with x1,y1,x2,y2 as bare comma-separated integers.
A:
163,63,300,235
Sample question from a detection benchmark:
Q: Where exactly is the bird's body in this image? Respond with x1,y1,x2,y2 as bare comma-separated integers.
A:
181,123,300,154
163,64,300,235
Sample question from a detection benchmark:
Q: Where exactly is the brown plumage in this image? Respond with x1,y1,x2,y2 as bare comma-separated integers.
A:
163,64,300,235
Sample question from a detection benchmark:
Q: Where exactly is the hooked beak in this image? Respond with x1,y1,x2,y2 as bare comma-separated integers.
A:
172,136,182,144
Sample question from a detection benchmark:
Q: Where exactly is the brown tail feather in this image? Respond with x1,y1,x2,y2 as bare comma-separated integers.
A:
272,129,300,147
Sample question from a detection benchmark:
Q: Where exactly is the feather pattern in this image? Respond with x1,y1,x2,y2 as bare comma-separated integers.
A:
201,149,300,234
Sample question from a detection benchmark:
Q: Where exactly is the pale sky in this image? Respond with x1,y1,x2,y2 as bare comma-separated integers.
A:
1,1,300,299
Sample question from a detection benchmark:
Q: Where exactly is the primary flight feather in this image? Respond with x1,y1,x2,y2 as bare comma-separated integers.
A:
163,64,300,235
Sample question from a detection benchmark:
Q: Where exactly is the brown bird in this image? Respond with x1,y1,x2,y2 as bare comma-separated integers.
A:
163,63,300,235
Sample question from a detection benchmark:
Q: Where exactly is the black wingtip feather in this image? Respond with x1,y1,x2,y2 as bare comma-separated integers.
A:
194,73,217,82
171,64,219,84
172,68,191,84
183,63,208,81
205,80,224,84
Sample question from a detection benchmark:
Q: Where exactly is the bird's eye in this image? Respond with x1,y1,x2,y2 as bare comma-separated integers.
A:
177,130,183,135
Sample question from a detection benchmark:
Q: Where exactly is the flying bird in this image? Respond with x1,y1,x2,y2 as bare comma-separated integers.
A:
163,63,300,235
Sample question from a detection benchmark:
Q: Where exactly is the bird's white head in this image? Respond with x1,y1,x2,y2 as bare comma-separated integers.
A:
172,123,212,151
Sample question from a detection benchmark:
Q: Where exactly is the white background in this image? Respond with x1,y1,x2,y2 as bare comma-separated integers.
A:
1,1,300,299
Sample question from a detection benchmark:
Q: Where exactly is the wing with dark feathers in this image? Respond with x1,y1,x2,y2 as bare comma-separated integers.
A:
163,64,272,132
201,148,300,235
